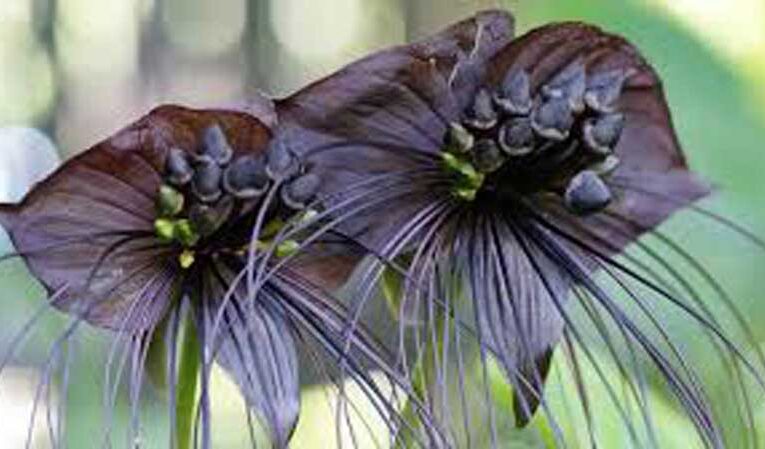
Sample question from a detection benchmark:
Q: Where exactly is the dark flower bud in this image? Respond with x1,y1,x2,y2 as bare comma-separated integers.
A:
223,155,270,199
498,117,535,156
583,113,625,155
465,88,498,130
531,97,574,141
542,61,586,113
564,170,612,215
200,124,234,166
266,141,300,181
188,199,233,237
584,69,630,112
443,122,475,154
192,159,223,203
493,70,532,115
281,173,321,210
166,148,193,186
471,139,505,173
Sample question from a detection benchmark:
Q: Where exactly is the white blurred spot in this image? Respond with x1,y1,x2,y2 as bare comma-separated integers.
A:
0,127,60,203
161,0,247,57
0,367,57,449
649,0,765,59
0,0,31,23
271,0,362,61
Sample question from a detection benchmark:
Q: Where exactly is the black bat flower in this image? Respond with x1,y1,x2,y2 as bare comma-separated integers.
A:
0,103,443,448
273,10,765,448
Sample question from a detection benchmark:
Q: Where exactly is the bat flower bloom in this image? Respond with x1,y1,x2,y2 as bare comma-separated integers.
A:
0,104,443,448
275,9,764,448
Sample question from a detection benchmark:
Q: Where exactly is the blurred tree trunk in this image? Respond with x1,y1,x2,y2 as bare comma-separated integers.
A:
245,0,280,94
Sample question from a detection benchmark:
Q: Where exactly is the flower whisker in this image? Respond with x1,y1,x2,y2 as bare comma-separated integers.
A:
533,208,765,388
514,202,763,446
568,286,657,447
245,169,452,302
506,219,673,447
0,287,70,378
608,178,765,250
583,210,761,439
269,272,448,447
100,266,177,447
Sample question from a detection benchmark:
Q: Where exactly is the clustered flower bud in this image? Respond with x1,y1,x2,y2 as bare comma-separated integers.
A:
442,62,631,215
155,124,321,266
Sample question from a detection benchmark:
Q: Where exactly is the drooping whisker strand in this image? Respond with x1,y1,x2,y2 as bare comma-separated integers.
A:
531,205,765,393
505,220,670,447
249,170,453,297
265,275,447,447
608,178,765,250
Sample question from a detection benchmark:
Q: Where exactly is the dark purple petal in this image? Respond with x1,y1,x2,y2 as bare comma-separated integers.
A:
208,258,446,446
278,9,515,157
285,239,366,292
409,9,515,86
272,12,516,257
466,221,568,426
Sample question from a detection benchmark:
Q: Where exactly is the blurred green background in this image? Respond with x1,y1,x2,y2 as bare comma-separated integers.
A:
1,0,764,447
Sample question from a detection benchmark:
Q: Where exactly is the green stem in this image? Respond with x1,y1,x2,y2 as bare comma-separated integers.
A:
175,312,201,449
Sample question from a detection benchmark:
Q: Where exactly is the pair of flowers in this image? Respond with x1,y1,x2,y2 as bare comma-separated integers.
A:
0,9,760,449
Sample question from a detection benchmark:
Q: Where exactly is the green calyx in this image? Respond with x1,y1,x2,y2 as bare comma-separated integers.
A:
253,211,316,259
154,218,201,269
154,218,201,248
154,184,201,268
441,151,484,201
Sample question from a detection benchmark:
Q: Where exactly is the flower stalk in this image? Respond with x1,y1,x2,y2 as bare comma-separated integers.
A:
175,306,201,449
